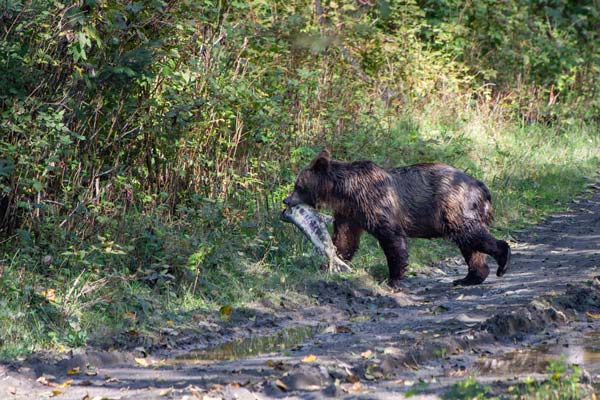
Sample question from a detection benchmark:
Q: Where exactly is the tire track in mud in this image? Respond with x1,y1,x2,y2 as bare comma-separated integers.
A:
2,184,600,399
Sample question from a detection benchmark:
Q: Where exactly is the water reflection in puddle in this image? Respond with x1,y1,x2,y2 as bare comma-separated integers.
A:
172,325,320,363
477,332,600,375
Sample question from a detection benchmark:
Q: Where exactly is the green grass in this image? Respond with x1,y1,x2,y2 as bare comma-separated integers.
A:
1,108,599,359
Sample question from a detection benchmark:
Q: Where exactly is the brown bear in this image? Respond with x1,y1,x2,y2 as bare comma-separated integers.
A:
283,150,511,287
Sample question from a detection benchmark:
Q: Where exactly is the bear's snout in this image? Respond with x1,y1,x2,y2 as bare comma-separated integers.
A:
283,194,300,207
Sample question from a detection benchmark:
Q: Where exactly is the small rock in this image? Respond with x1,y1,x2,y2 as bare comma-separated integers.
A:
322,383,340,397
221,385,257,400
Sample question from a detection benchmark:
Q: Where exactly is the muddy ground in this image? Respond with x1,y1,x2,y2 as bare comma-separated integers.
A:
2,183,600,399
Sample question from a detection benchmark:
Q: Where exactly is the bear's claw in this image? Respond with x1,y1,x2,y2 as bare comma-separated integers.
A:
496,242,511,277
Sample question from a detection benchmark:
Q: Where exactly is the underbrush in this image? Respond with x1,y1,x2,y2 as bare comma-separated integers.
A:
444,359,593,400
1,109,599,358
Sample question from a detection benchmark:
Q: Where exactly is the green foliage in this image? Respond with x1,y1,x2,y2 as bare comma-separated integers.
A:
0,0,599,355
443,377,491,399
509,359,584,400
444,360,589,399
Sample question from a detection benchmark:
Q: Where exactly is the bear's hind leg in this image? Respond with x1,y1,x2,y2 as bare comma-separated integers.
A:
469,231,511,277
494,240,511,277
453,248,489,286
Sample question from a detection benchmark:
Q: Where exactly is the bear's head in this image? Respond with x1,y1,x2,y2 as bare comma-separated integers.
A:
283,149,332,209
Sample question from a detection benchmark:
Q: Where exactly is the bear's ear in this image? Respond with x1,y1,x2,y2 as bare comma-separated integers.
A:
310,149,331,173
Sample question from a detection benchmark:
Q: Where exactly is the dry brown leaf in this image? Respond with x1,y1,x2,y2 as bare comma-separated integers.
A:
67,367,81,375
275,379,288,391
123,311,137,320
134,357,150,366
360,349,373,359
55,379,73,389
219,305,233,320
41,288,56,301
36,376,53,386
302,354,317,363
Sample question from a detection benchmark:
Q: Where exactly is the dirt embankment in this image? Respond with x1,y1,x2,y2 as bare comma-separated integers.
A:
2,183,600,399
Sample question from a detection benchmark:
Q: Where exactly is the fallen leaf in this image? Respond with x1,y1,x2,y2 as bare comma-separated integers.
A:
55,379,73,389
586,312,600,319
275,379,288,391
123,311,136,320
50,389,63,397
134,357,150,366
8,387,16,395
36,376,52,386
219,305,233,320
41,288,56,301
360,350,373,359
302,354,317,363
158,387,173,396
67,367,81,375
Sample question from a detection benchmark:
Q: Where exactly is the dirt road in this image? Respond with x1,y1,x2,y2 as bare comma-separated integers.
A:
2,184,600,399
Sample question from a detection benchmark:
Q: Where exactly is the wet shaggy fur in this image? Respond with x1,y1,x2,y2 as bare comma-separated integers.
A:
284,150,511,287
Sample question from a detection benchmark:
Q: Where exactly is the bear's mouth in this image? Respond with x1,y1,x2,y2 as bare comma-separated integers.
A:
280,207,293,222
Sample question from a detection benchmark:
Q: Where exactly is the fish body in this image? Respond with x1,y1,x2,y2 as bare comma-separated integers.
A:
281,204,352,272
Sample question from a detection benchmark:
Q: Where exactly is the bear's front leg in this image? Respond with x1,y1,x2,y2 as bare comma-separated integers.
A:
373,226,409,289
333,216,363,262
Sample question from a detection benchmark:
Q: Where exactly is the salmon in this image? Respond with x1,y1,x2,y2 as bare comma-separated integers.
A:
281,204,352,272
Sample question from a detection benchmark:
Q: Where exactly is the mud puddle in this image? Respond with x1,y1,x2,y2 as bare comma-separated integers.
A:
168,325,320,363
476,331,600,376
